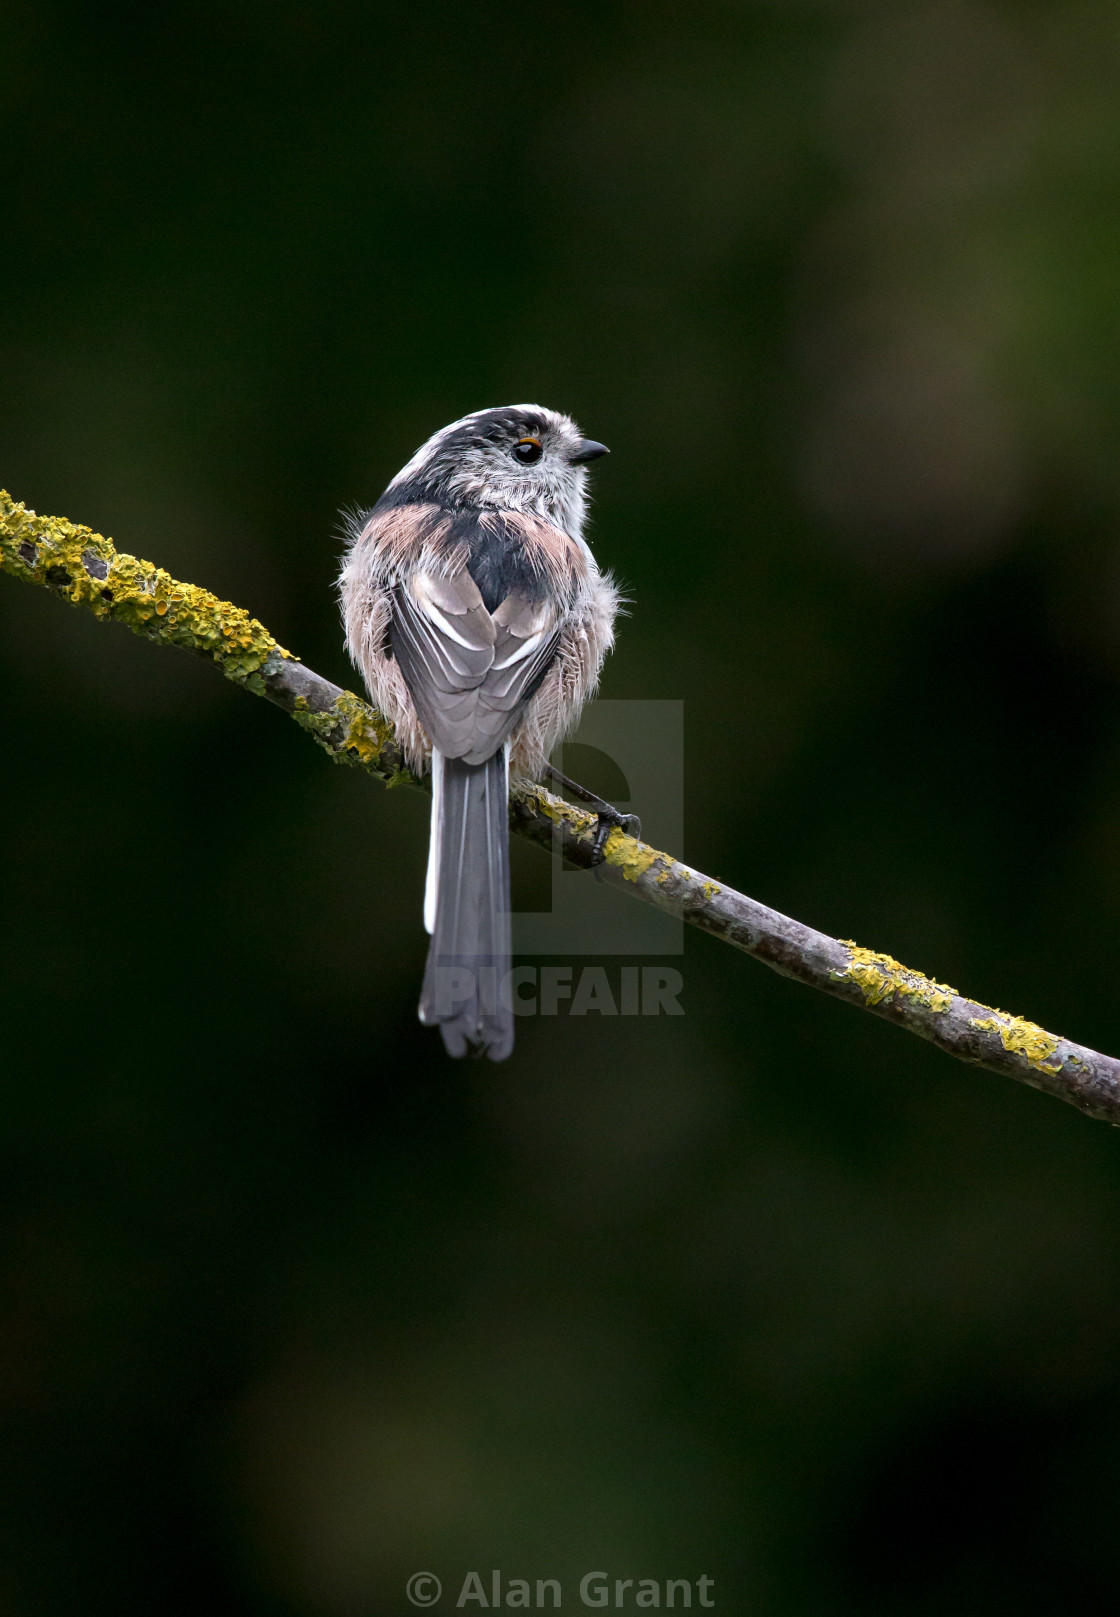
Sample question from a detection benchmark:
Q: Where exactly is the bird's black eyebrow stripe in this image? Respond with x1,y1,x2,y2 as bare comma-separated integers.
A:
443,409,550,449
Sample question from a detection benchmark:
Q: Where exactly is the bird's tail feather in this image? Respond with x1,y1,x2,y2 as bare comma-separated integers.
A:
419,746,513,1061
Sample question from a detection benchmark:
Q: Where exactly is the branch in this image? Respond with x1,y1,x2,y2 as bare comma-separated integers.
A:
3,488,1118,1126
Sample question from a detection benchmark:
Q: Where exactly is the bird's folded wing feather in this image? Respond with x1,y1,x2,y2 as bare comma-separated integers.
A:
391,570,560,763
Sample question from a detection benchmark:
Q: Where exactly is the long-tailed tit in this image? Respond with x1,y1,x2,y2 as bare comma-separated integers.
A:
340,405,621,1061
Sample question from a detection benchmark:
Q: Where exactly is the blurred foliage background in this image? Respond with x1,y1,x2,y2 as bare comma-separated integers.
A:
3,1,1120,1612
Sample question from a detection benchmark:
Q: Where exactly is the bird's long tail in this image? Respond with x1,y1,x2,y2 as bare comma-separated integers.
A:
419,746,513,1061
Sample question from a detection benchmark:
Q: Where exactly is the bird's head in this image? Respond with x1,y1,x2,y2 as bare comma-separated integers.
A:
382,405,609,539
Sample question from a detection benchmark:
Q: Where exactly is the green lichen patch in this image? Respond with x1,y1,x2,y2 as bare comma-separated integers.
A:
833,943,957,1014
329,690,394,763
290,689,404,776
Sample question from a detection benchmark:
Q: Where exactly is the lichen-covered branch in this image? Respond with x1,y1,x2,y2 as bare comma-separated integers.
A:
0,488,414,787
3,488,1118,1126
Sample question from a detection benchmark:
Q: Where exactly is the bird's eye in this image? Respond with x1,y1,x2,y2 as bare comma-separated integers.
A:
513,437,543,465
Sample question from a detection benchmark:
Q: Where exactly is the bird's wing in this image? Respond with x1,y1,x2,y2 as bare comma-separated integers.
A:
391,569,561,763
479,592,562,753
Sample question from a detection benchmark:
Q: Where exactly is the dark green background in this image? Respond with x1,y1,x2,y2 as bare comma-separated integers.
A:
4,1,1120,1612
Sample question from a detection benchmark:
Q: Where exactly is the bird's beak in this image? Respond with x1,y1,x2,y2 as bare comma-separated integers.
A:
570,439,610,464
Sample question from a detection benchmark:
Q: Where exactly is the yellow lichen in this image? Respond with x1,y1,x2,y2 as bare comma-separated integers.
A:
0,489,417,785
833,943,956,1014
531,789,588,834
0,491,288,686
602,824,660,881
969,1013,1064,1075
326,690,393,763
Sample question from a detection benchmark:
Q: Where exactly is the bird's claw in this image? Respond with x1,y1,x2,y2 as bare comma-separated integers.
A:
540,764,640,881
590,808,642,880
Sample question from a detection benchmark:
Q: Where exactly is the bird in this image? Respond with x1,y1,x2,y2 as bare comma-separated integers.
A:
339,405,622,1061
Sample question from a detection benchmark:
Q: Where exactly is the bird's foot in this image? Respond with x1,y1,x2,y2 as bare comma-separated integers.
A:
543,765,642,879
589,804,643,876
